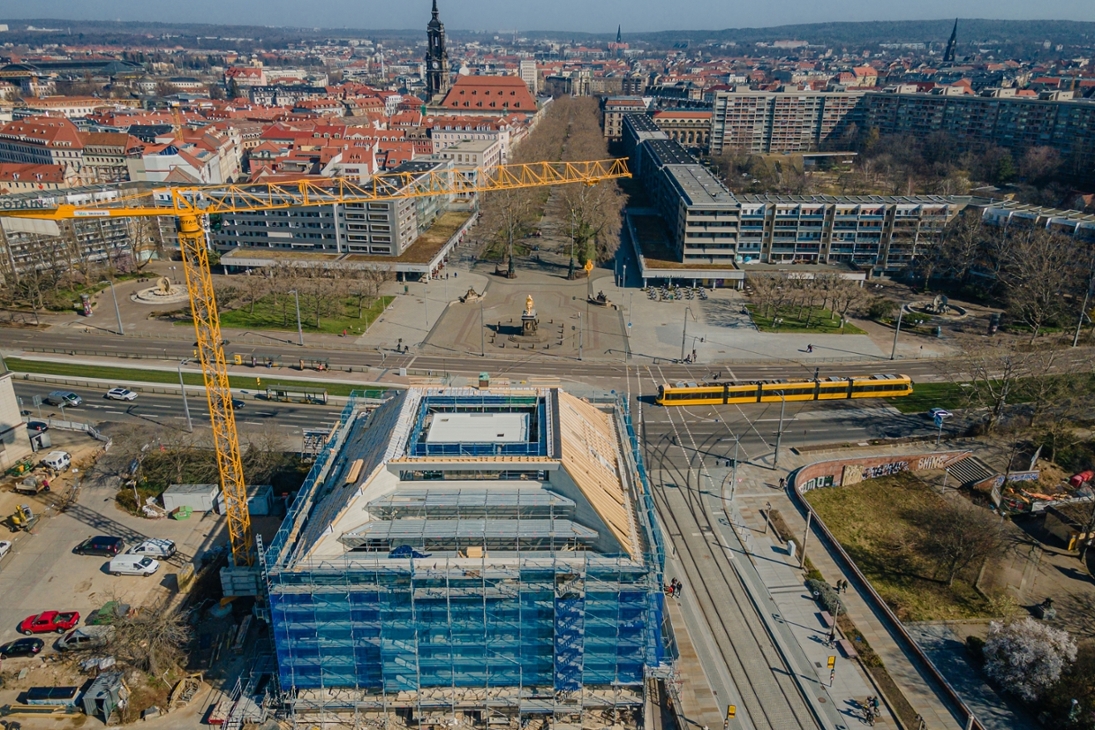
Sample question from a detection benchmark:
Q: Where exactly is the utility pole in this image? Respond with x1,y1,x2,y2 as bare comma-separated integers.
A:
178,361,192,432
730,437,739,500
1074,272,1094,347
773,391,786,469
890,305,904,360
289,289,304,346
800,511,812,568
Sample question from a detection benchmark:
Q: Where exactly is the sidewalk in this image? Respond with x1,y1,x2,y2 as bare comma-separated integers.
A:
732,450,966,730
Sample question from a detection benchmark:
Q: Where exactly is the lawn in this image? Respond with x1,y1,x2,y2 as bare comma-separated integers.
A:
747,305,866,335
892,381,968,414
214,295,394,336
805,472,996,622
4,357,380,398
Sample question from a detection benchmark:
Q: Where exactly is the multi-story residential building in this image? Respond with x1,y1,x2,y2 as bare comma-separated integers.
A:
433,137,502,174
0,162,74,193
429,115,514,163
630,123,962,275
602,97,649,141
78,132,141,183
708,88,1095,181
519,59,538,95
0,116,85,180
861,91,1095,179
209,159,453,257
0,187,140,284
709,89,866,154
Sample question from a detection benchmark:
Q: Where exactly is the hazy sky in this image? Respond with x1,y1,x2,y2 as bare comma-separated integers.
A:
2,0,1091,33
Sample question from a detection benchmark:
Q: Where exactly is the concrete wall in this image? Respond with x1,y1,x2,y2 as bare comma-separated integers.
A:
0,371,32,470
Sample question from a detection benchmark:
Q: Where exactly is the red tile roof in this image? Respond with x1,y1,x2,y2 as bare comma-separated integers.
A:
440,75,537,111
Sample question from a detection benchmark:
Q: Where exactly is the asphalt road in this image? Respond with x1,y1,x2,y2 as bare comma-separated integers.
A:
13,382,343,436
4,327,948,383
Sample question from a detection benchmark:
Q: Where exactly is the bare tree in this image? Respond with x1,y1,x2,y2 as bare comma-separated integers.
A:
112,604,191,676
1000,228,1082,345
954,346,1035,433
920,498,1010,587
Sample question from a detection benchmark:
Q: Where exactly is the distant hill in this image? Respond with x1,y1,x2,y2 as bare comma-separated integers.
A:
0,18,1091,52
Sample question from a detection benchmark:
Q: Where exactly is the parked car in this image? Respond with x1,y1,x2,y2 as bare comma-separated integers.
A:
57,625,115,652
105,387,138,401
108,555,160,577
40,451,70,471
19,611,80,635
928,408,953,419
128,538,176,559
85,601,131,626
0,638,44,657
25,421,49,433
0,540,11,560
73,536,125,557
45,391,81,407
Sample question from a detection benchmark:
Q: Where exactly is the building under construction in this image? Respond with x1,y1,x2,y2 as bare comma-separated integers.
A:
263,387,670,730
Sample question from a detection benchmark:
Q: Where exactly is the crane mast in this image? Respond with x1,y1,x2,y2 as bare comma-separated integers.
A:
0,159,630,569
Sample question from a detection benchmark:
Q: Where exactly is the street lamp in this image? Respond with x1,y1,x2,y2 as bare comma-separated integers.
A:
288,290,304,346
480,298,486,357
890,304,905,360
99,280,124,336
680,306,696,362
178,360,192,432
773,390,786,469
578,312,584,361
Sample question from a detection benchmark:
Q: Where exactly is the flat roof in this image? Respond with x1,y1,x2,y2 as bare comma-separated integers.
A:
426,412,529,444
665,164,736,208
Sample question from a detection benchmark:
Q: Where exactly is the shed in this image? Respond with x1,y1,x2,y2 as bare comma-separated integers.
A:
81,671,129,723
215,484,275,516
162,484,219,513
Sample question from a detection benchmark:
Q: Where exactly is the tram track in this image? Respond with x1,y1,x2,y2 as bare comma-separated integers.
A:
639,366,821,730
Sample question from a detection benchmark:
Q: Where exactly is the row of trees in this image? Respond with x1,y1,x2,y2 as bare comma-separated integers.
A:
712,128,1092,214
214,263,391,329
747,273,871,325
476,96,624,274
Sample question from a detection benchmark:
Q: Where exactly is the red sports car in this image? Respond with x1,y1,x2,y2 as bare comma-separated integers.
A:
19,611,80,635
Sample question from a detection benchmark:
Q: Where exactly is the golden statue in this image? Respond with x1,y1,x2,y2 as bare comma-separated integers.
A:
525,294,535,316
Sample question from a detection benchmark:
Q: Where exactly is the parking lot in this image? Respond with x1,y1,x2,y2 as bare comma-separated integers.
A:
0,430,231,686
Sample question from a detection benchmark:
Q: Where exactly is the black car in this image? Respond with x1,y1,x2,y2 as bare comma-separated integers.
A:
73,536,125,557
231,399,245,410
26,421,49,433
0,637,44,657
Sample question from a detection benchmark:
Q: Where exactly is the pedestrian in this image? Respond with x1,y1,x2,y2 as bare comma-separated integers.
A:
779,477,786,489
807,344,813,353
871,696,880,712
676,580,684,598
827,625,836,646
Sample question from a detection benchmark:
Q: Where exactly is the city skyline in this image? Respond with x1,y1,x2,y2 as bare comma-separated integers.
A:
2,0,1093,33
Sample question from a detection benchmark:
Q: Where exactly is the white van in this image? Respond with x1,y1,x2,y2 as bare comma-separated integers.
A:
41,451,71,471
128,538,176,559
108,555,160,577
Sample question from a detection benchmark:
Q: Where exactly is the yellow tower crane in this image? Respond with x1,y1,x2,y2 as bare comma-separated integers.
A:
0,159,630,568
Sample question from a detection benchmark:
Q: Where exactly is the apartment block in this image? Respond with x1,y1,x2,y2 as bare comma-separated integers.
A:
633,130,963,273
602,97,649,141
709,89,866,154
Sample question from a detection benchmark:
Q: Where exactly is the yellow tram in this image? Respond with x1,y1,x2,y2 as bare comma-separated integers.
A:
656,374,913,406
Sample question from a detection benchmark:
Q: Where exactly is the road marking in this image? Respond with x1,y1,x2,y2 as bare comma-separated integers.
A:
141,404,173,410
